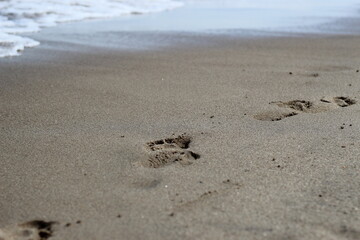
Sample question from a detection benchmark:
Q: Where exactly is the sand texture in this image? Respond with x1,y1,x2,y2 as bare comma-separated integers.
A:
0,34,360,240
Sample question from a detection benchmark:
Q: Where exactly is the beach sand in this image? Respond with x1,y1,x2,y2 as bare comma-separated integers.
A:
0,33,360,239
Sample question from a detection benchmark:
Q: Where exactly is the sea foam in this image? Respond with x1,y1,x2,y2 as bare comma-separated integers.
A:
0,0,183,57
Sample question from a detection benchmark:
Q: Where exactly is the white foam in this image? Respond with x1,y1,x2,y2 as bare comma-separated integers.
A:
0,0,183,57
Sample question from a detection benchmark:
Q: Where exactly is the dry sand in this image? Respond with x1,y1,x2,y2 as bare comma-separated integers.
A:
0,34,360,240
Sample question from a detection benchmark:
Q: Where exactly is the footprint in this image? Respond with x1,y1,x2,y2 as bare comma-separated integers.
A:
173,180,242,212
272,100,314,112
273,99,336,114
0,220,57,240
253,111,298,121
132,178,162,189
337,225,360,240
310,65,352,72
254,96,356,121
143,134,200,168
333,96,356,107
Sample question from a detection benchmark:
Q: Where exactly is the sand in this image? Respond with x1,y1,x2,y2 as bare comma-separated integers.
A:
0,32,360,240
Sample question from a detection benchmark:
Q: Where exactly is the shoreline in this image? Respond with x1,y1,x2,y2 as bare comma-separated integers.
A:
3,0,360,58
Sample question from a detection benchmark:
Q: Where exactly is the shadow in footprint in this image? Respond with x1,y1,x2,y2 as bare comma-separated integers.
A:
334,96,356,107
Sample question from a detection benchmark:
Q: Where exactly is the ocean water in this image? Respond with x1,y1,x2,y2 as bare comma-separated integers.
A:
170,0,360,32
95,0,360,33
0,0,183,57
1,0,360,57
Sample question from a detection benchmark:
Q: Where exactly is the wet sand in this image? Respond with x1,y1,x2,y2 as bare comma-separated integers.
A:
0,34,360,239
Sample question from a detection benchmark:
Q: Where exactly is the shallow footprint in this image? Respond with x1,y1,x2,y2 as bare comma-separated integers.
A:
272,99,333,113
0,220,57,240
272,100,314,112
143,134,200,168
253,111,298,121
255,96,356,121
